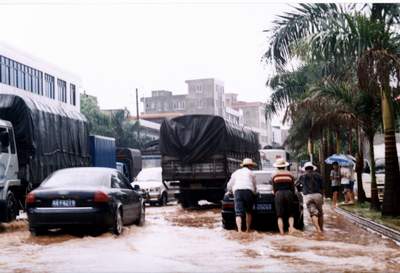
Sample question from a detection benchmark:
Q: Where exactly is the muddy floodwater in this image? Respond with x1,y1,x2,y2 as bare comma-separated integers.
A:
0,204,399,273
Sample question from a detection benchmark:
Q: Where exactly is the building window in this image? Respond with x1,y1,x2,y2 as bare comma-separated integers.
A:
0,57,10,85
25,67,32,92
70,83,76,105
45,74,55,99
57,79,67,102
0,55,44,95
10,60,17,87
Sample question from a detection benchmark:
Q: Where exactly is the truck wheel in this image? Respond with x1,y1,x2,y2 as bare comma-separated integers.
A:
159,192,168,206
112,208,123,236
6,191,18,222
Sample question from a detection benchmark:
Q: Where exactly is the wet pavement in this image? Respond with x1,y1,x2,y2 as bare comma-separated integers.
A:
0,204,399,273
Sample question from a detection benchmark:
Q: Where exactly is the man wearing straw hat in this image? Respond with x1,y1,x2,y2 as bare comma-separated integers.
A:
227,158,257,233
271,158,298,235
296,162,324,234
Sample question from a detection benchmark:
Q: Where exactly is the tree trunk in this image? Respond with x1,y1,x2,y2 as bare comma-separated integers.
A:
308,137,314,162
381,89,400,216
356,126,366,203
368,133,380,210
348,128,353,155
321,130,331,197
335,131,341,154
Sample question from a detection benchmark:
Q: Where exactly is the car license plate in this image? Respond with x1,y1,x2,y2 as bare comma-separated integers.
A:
52,199,76,207
255,203,272,211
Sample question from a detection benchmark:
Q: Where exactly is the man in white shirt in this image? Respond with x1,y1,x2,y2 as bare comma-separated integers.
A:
227,158,257,233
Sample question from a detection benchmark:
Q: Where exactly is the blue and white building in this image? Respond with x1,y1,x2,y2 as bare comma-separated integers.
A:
0,42,82,111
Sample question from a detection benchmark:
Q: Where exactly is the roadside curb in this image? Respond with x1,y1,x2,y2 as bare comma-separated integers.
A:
335,207,400,243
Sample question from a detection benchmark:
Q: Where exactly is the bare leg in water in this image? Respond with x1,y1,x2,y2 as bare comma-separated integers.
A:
236,216,242,233
288,217,299,234
311,215,322,233
245,213,252,232
277,217,284,235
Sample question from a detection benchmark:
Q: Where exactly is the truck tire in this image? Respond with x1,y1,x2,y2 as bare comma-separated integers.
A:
6,191,18,222
112,208,123,236
181,194,196,208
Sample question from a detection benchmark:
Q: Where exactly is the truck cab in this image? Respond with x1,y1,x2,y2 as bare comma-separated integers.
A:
0,119,21,222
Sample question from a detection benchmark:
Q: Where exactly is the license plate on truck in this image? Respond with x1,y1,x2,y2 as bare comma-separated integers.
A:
255,203,272,211
52,200,76,207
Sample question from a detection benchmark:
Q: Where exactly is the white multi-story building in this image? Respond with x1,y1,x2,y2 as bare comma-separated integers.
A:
0,42,81,111
185,78,225,117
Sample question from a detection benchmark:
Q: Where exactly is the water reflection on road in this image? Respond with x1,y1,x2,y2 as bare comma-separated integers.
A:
0,204,399,272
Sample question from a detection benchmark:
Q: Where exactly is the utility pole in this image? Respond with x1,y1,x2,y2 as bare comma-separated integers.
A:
136,88,141,147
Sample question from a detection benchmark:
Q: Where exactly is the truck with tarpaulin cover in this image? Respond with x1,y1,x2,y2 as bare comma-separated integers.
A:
116,147,142,181
0,94,90,222
160,114,260,207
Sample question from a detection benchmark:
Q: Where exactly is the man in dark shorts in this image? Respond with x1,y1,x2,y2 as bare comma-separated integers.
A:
271,158,298,235
227,158,257,233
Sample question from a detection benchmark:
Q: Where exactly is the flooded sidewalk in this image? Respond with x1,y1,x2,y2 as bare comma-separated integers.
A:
0,204,399,273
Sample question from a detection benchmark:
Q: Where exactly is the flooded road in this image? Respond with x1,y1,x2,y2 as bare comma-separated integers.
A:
0,204,399,273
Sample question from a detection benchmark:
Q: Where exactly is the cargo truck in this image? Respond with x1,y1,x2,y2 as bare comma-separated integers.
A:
116,147,142,181
160,115,260,208
0,94,90,222
89,135,116,168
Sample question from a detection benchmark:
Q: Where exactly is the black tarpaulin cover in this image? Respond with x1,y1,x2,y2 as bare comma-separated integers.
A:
159,115,260,163
0,94,90,185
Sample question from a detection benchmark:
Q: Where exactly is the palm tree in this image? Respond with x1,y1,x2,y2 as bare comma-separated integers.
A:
264,3,400,215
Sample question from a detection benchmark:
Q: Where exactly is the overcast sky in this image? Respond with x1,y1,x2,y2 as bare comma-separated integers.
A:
0,0,289,123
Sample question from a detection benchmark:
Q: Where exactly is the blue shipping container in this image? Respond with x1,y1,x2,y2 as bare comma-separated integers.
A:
89,135,116,168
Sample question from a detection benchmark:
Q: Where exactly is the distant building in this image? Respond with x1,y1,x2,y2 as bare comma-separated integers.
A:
231,99,272,148
132,119,160,141
271,125,282,146
138,112,184,124
140,78,243,126
225,106,243,126
185,78,225,116
141,90,186,114
0,42,81,111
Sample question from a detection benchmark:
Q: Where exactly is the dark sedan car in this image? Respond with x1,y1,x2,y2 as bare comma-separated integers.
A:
26,167,145,236
221,170,303,231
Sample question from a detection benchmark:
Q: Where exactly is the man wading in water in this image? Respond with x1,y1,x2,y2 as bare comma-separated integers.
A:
271,158,298,235
296,162,324,234
227,158,257,233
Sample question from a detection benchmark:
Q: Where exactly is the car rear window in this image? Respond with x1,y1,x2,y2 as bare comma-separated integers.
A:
41,169,110,188
254,172,272,185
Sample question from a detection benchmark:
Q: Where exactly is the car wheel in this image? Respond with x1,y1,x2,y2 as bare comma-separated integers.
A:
112,208,123,235
159,192,168,206
6,191,18,222
135,203,145,226
29,226,47,236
